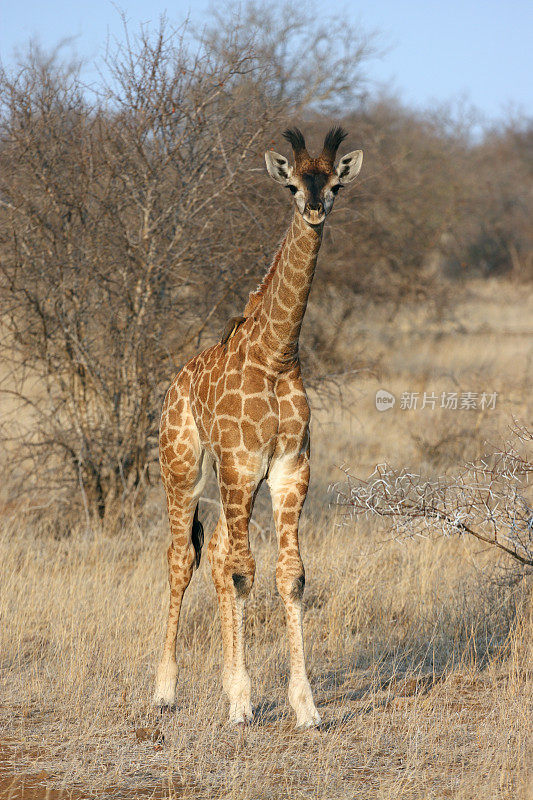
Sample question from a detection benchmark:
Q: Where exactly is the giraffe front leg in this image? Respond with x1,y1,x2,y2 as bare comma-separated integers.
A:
218,465,258,725
268,453,321,729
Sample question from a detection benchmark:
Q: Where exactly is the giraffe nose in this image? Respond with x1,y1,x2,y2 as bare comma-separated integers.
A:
306,202,323,212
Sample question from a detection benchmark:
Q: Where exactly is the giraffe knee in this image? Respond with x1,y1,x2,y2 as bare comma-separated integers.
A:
231,572,251,598
225,551,255,598
276,561,305,602
290,573,305,600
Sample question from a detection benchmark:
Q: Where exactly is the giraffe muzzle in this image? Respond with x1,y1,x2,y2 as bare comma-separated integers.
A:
303,204,325,225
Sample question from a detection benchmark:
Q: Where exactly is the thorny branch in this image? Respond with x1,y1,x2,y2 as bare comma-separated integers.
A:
332,428,533,567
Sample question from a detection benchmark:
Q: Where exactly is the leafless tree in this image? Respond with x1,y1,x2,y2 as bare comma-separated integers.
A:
311,101,533,321
1,3,530,528
0,6,374,525
202,0,375,113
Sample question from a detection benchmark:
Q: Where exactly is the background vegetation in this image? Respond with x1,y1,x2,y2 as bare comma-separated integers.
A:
0,2,531,797
0,3,531,523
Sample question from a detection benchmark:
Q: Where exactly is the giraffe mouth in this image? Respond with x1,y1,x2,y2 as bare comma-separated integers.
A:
302,209,325,226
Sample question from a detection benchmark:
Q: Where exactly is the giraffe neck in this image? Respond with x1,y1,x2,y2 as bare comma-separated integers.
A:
246,211,323,369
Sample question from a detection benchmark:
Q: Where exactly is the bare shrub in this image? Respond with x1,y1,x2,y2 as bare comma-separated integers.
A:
0,30,262,522
312,103,533,316
0,7,373,524
202,0,375,113
444,118,533,281
334,421,533,568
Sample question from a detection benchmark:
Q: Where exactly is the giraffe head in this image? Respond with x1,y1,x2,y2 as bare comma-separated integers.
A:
264,127,363,226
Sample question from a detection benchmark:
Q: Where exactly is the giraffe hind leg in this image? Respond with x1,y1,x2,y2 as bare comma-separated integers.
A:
154,390,209,708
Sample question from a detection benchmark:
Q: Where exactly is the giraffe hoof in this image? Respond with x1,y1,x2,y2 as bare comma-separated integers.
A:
153,688,178,708
289,678,321,730
153,694,177,712
156,702,176,714
229,711,254,726
295,720,322,733
153,662,178,709
229,703,254,726
295,711,322,731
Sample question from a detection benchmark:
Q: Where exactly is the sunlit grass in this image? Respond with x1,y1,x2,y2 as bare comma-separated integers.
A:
0,280,531,799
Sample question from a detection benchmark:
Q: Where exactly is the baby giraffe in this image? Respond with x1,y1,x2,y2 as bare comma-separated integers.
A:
154,127,363,728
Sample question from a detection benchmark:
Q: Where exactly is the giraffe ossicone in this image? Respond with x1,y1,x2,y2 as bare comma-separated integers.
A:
154,127,363,728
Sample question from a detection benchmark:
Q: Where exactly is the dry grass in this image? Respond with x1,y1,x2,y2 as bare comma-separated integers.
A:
1,279,532,799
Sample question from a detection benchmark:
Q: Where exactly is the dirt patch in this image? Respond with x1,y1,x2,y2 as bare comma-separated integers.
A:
0,739,208,800
0,741,83,799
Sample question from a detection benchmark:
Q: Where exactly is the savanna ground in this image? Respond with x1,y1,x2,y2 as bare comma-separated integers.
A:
1,280,532,799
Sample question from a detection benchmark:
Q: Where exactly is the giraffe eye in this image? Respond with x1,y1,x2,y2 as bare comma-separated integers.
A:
331,184,342,195
287,185,298,195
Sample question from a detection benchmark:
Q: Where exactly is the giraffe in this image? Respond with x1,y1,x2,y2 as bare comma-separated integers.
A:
154,127,363,729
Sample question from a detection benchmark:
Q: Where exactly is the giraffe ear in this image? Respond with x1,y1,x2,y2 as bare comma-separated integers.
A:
336,150,363,184
265,151,292,184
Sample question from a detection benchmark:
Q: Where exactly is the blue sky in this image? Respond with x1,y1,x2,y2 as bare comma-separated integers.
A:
1,0,532,123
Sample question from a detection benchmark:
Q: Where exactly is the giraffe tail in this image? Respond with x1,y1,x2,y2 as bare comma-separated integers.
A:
191,504,204,569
